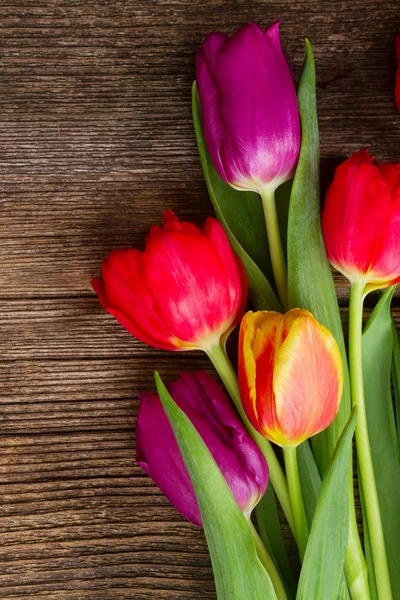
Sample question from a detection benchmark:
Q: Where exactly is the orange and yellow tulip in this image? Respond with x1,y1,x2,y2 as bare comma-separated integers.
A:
238,308,343,447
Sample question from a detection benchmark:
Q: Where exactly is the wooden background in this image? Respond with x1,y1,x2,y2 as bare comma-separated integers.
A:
1,1,400,598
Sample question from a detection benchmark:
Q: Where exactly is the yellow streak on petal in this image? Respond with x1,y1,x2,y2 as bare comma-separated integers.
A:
260,425,291,447
251,311,284,437
273,309,343,444
239,311,258,425
251,310,283,359
239,310,284,435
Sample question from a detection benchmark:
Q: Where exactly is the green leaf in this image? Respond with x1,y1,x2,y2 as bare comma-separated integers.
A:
296,409,357,600
298,440,351,600
155,372,278,600
358,475,378,600
192,82,281,311
362,287,400,596
256,486,296,597
286,39,351,473
391,317,400,448
338,582,349,600
275,177,293,263
297,441,321,526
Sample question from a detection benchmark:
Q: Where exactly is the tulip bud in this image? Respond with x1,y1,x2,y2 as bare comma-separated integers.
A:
196,21,300,193
136,371,268,526
238,309,343,447
322,150,400,290
92,211,247,351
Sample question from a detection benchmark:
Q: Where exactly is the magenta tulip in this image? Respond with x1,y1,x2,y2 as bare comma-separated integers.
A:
196,21,300,193
136,371,268,526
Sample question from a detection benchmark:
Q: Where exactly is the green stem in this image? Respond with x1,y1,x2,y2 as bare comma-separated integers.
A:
349,281,392,599
207,343,296,536
260,188,288,310
283,446,308,561
247,518,288,600
344,465,370,599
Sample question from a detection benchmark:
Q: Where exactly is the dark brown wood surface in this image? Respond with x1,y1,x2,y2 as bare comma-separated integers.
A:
1,1,400,598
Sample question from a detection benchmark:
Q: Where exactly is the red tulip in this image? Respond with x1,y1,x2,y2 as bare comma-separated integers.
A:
238,309,343,446
396,34,400,111
92,211,247,351
322,150,400,290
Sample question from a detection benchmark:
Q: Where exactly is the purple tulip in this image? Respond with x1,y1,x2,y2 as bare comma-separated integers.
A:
136,371,268,526
196,22,301,193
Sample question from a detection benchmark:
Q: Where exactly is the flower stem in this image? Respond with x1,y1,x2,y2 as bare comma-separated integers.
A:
207,343,296,536
344,466,371,599
247,518,288,600
349,281,392,599
283,446,308,561
260,188,288,310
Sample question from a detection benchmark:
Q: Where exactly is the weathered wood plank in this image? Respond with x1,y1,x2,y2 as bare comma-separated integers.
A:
0,356,209,433
0,208,398,303
1,299,397,361
1,0,400,597
0,225,355,302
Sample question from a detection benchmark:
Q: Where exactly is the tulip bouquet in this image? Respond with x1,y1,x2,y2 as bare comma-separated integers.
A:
92,22,400,600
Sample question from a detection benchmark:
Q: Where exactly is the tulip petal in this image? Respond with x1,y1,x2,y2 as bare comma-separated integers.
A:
368,164,400,286
204,217,246,319
273,311,343,445
232,256,249,327
142,225,235,346
322,150,393,281
136,391,202,526
238,311,263,432
368,213,400,287
239,311,287,444
196,33,229,182
92,249,182,350
162,209,202,235
93,278,178,350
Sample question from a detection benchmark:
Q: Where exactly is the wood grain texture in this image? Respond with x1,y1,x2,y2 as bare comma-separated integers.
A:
1,0,400,597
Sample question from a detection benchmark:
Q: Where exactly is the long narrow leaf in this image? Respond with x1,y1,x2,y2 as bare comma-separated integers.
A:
298,437,350,600
297,441,321,526
362,287,400,596
192,83,281,311
155,372,278,600
256,486,296,597
392,318,400,448
296,409,357,600
286,39,351,473
358,476,378,600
